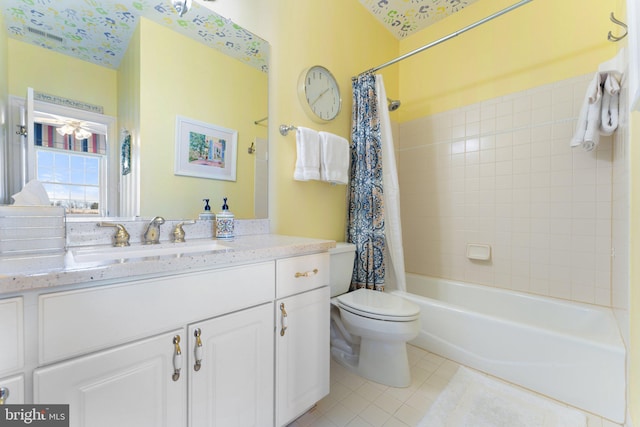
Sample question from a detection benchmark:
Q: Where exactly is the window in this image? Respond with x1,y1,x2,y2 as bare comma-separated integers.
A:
33,122,106,215
10,91,120,216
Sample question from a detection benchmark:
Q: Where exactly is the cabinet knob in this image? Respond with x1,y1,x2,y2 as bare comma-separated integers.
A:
194,328,203,371
0,387,8,405
280,303,288,336
172,335,182,381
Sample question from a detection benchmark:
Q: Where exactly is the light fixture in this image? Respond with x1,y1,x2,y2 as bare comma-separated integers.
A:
74,128,92,140
56,124,74,136
56,123,93,140
172,0,192,17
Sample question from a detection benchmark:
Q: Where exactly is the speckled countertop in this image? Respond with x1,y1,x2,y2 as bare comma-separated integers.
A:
0,234,335,296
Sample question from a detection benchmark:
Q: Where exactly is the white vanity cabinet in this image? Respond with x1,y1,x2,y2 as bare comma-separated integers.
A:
32,261,276,427
275,253,330,427
2,239,334,426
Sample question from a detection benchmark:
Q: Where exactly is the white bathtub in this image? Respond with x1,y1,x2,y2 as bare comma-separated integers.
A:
391,274,626,423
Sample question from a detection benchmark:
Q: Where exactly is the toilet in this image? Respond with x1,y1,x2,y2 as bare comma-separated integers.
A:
329,242,421,387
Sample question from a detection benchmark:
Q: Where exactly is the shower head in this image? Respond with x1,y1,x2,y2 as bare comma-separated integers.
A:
387,97,401,111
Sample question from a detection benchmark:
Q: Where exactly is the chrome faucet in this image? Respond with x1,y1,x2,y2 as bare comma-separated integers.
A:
143,216,165,244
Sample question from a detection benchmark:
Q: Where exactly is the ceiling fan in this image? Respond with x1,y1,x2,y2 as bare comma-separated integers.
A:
33,112,105,140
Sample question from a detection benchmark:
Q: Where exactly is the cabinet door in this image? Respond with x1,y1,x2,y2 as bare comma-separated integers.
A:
34,329,187,427
188,303,274,427
0,297,23,377
275,287,329,427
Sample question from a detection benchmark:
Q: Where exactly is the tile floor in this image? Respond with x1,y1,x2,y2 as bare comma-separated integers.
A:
288,345,623,427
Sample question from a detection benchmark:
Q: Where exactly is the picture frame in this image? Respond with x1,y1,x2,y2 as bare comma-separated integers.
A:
174,115,238,181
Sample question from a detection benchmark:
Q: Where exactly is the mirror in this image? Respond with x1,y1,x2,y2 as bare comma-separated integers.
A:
1,0,269,219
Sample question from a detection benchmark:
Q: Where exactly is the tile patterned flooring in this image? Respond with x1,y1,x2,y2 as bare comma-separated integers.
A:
288,345,623,427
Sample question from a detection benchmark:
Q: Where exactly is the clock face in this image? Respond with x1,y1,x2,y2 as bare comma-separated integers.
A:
299,66,341,122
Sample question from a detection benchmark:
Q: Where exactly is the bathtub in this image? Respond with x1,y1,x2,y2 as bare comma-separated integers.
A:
391,274,625,423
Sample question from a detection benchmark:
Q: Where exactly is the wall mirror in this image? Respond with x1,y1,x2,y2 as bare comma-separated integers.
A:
1,0,269,220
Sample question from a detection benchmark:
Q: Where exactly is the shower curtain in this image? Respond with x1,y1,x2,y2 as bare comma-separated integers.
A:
348,74,406,292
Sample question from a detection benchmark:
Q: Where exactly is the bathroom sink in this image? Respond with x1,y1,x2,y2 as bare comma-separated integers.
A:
70,240,230,263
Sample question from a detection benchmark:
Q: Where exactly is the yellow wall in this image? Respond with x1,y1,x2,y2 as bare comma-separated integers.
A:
268,0,399,240
7,39,118,116
397,0,616,121
137,18,267,219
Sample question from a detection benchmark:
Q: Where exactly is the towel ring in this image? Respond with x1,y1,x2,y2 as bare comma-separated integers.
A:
608,12,627,42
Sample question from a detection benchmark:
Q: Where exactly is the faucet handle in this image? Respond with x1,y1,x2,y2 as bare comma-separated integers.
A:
98,222,131,247
173,220,196,243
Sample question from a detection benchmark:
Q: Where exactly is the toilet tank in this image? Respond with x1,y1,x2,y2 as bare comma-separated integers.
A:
329,242,356,297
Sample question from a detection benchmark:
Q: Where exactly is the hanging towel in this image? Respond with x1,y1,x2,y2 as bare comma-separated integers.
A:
582,87,602,152
571,72,603,151
600,73,620,136
293,127,321,181
319,131,350,185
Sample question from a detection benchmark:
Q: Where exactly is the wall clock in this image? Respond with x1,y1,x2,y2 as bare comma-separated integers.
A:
297,65,342,123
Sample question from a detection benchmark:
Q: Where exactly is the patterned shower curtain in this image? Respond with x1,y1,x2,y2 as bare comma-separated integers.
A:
347,73,385,291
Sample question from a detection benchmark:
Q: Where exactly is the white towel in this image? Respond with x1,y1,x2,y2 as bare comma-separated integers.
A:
582,88,602,151
319,131,350,185
294,127,321,181
600,73,620,136
571,73,603,151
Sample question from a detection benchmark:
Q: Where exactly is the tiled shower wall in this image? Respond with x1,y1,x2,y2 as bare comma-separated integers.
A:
611,76,630,322
399,73,621,307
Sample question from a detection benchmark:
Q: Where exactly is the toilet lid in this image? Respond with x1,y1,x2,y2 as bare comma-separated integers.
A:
336,288,420,321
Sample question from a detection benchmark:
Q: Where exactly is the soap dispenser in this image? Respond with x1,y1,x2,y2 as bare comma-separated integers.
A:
215,197,234,239
199,199,215,220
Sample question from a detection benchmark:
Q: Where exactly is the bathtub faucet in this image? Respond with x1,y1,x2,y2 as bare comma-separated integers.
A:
143,216,165,244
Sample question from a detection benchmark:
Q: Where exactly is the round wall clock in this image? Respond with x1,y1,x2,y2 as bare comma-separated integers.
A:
297,65,342,123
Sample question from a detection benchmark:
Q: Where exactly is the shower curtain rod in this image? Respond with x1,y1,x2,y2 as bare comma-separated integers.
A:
354,0,533,79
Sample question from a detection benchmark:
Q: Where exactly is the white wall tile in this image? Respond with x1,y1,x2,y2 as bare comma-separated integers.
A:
532,107,553,124
399,73,614,307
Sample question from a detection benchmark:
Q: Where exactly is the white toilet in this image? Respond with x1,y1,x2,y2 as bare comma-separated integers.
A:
329,243,421,387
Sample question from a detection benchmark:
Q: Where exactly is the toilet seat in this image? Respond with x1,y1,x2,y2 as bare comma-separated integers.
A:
336,288,420,322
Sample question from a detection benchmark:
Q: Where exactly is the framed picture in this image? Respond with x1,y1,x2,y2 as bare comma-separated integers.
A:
174,116,238,181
